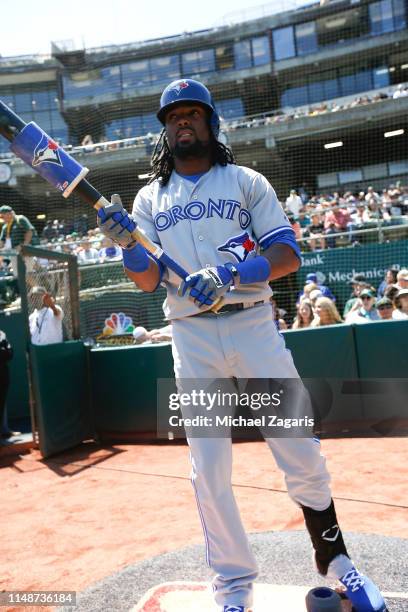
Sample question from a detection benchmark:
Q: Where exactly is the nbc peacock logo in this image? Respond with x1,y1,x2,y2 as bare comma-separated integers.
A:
97,312,136,345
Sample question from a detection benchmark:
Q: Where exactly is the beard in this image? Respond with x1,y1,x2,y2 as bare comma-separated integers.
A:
172,138,211,160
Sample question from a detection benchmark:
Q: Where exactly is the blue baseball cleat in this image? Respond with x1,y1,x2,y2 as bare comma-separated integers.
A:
222,607,252,612
338,566,388,611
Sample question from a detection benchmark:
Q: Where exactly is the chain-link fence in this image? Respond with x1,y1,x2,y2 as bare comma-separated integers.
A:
13,246,80,342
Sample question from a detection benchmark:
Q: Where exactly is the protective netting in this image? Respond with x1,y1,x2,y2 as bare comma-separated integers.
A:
78,262,167,342
0,1,408,331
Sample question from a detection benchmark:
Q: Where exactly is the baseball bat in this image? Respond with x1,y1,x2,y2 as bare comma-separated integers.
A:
0,100,224,311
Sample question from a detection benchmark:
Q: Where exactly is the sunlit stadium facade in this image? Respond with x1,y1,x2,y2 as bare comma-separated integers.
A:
0,0,407,225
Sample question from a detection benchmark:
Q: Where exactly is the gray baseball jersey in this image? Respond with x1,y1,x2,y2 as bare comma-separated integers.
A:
132,164,297,319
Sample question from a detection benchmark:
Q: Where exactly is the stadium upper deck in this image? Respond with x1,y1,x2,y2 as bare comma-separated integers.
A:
0,0,407,218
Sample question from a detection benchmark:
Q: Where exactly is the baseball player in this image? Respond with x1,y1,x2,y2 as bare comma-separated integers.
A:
97,79,387,612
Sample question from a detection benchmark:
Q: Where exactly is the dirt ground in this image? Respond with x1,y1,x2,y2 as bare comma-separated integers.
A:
1,438,407,609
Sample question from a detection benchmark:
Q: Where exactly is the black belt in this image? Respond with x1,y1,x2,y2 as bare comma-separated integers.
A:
198,300,266,316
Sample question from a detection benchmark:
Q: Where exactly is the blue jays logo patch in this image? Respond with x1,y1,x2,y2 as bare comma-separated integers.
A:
32,134,62,167
218,232,256,263
170,80,189,95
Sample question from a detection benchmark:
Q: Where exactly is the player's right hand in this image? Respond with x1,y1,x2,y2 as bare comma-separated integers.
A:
97,194,138,249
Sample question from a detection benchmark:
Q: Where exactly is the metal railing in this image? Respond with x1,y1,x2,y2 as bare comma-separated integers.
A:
297,216,408,249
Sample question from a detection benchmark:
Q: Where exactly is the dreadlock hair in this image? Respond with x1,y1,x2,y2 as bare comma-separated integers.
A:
148,126,236,187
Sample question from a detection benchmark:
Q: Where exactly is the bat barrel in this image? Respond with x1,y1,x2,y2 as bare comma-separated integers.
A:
0,100,27,141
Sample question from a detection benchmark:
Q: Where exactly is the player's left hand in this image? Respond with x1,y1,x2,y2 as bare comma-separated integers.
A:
178,265,234,308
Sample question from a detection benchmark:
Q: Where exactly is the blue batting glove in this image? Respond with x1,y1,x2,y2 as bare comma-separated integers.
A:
178,265,234,309
178,257,271,309
97,194,138,249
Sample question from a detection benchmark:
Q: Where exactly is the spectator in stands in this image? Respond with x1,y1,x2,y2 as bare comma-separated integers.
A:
75,214,89,237
384,284,400,304
392,83,408,99
29,287,64,345
395,268,408,291
324,204,351,248
377,267,399,297
61,243,73,256
98,237,122,262
301,281,320,303
311,297,342,327
307,213,326,250
399,185,408,215
332,192,346,206
381,188,392,212
375,296,394,320
345,289,380,324
287,213,302,240
285,189,303,219
42,219,58,242
52,219,63,237
81,134,94,153
302,273,336,302
292,299,314,329
0,205,39,251
64,234,78,252
298,183,309,206
0,205,40,276
364,186,381,204
77,239,99,264
309,288,324,308
298,209,311,233
347,203,367,244
357,191,366,204
372,91,389,102
59,219,68,237
366,198,391,223
269,296,287,331
392,288,408,320
343,273,367,318
389,185,402,216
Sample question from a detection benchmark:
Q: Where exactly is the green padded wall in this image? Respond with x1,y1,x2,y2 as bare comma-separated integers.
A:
353,320,408,378
283,324,359,378
5,318,407,443
90,325,363,434
30,341,93,457
90,342,174,433
284,324,363,427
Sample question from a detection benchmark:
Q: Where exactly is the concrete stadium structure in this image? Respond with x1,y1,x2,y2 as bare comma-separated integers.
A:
0,0,407,223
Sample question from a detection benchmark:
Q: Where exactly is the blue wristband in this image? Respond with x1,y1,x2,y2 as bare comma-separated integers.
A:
235,256,271,284
122,244,149,273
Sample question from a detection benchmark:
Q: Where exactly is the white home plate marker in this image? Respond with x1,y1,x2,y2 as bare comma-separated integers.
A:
131,582,347,611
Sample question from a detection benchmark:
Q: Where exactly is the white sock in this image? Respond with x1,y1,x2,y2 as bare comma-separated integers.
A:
327,554,356,580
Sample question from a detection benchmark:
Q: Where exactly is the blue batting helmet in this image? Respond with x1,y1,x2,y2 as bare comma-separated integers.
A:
157,79,220,138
